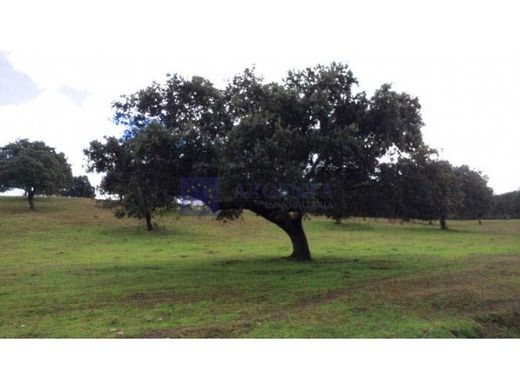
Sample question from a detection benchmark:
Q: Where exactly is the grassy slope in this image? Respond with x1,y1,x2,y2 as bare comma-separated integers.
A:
0,196,519,338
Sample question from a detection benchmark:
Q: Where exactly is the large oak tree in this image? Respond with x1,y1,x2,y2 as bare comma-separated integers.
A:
88,63,424,260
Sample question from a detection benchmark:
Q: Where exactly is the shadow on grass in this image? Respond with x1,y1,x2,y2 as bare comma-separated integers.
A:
96,224,201,241
77,253,402,290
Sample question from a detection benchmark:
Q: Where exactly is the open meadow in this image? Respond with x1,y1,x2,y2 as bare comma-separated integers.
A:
0,196,519,338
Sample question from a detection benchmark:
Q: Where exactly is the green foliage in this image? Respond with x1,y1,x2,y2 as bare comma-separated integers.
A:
491,190,520,218
61,175,96,198
0,139,72,209
423,159,462,229
376,156,438,221
453,165,494,220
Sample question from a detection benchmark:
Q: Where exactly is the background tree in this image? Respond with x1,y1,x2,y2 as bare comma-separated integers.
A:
325,185,372,223
85,123,179,230
367,153,468,229
453,165,493,224
422,159,463,230
61,175,96,198
94,63,425,260
491,190,520,219
0,139,72,210
376,157,437,223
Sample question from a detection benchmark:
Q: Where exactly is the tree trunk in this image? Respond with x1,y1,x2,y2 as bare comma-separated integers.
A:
284,214,311,261
245,204,312,261
145,212,153,231
439,208,448,230
478,217,482,225
27,189,36,211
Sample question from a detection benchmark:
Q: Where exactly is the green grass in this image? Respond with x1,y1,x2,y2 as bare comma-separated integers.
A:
1,196,519,338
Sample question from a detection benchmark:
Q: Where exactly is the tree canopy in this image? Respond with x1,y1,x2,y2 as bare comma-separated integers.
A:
0,139,72,210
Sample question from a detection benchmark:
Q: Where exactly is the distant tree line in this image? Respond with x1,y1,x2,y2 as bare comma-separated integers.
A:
325,152,495,229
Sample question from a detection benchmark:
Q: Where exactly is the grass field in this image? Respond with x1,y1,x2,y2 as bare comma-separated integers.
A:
0,196,519,338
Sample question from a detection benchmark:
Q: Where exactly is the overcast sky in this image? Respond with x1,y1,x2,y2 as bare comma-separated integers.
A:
1,0,519,194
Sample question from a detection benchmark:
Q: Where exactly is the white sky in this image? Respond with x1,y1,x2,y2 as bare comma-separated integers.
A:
0,0,519,194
